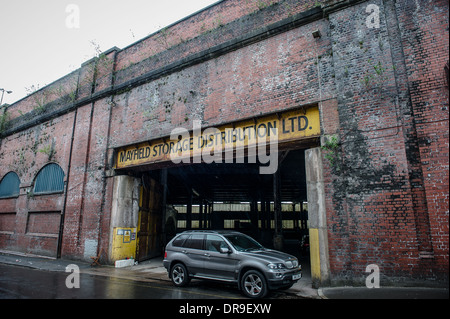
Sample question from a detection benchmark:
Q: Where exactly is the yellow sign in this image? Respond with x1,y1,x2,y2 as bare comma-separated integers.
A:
116,106,320,169
111,227,137,261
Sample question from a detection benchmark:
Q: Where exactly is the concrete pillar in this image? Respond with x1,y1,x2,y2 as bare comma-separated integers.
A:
305,147,330,288
108,175,140,263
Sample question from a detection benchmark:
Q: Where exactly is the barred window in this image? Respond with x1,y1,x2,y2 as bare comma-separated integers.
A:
34,163,65,194
0,172,20,198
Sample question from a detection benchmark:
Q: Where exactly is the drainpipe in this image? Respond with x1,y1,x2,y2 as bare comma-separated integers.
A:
56,107,77,259
56,68,81,258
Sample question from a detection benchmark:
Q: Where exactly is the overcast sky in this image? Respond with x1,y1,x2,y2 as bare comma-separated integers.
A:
0,0,219,105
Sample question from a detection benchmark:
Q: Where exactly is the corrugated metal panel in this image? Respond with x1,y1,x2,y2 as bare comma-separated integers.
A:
34,163,65,194
0,172,20,198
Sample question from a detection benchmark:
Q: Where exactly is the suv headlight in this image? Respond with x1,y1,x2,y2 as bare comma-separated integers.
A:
267,263,286,269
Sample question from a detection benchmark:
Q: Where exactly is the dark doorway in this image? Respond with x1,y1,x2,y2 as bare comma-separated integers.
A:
155,149,310,257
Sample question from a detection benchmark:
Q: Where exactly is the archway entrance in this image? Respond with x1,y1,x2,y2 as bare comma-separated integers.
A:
109,105,330,286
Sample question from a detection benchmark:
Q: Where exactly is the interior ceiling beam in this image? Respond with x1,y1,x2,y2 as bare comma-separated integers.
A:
163,149,306,204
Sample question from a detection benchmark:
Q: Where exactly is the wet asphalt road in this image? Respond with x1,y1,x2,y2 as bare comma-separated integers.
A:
0,263,245,299
0,263,301,299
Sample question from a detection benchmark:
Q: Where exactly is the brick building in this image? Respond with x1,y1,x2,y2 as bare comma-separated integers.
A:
0,0,448,287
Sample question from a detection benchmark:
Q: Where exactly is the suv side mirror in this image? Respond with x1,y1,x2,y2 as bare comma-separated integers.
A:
220,247,231,254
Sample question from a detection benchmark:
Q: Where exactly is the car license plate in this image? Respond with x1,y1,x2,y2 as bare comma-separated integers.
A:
292,273,301,280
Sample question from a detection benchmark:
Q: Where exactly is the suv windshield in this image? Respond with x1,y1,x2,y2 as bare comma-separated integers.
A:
224,234,264,252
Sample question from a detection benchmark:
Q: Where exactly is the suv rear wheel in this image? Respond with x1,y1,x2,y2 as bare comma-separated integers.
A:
171,263,190,287
241,270,268,298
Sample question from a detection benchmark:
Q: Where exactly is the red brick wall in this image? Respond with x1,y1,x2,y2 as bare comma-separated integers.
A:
108,17,333,148
0,0,447,284
114,0,319,85
395,0,449,279
324,0,448,284
59,97,114,260
0,109,73,257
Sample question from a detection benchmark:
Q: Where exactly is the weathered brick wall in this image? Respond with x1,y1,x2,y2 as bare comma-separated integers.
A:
0,112,73,257
108,15,333,148
59,99,114,260
0,56,115,259
1,0,328,262
324,0,448,285
395,0,449,281
0,0,447,284
114,0,320,85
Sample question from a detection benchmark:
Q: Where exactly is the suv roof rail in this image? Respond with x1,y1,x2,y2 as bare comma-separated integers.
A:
181,230,242,234
181,230,220,234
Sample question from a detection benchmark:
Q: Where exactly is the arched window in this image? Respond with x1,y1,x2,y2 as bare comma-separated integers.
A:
34,163,65,194
0,172,20,198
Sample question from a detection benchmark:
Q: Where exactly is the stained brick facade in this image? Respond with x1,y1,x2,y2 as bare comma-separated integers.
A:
0,0,448,286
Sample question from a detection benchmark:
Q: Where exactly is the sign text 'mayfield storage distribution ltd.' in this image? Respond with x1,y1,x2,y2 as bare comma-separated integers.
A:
116,106,320,169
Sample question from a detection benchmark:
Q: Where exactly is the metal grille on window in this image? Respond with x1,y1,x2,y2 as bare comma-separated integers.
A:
34,163,65,194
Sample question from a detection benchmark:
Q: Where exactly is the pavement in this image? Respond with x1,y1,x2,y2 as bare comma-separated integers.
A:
0,250,448,299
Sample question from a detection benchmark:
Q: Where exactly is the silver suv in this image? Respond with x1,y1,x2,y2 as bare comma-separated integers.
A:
163,230,302,298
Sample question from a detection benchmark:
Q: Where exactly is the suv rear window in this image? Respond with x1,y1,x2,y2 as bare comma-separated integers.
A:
172,234,189,247
183,234,204,250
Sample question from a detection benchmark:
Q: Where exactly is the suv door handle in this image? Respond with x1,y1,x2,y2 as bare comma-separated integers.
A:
203,253,210,257
182,250,187,254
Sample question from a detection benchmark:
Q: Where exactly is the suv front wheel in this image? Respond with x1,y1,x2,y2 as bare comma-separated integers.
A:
241,270,268,298
171,263,190,287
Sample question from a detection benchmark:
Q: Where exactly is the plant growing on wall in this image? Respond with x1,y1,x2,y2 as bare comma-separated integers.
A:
25,85,49,114
0,108,10,135
360,59,388,91
38,140,56,161
321,134,341,172
157,27,173,50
